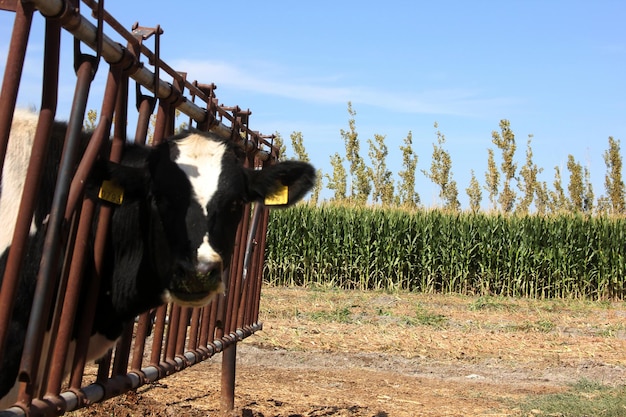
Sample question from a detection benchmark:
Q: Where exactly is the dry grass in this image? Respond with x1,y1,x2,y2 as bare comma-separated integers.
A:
67,286,626,416
256,286,626,368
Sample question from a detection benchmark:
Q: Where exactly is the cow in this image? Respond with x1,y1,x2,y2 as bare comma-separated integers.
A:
0,109,315,408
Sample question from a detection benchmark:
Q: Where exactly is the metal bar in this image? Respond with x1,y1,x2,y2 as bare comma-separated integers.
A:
175,307,191,356
213,286,227,341
109,78,135,379
68,65,122,390
28,0,276,154
199,300,215,348
149,305,167,368
219,175,253,413
223,218,245,336
1,323,263,416
252,205,271,324
67,197,96,391
223,155,254,335
111,323,134,377
0,0,35,368
0,0,18,12
42,50,98,400
0,0,33,183
30,0,208,122
187,307,202,352
131,312,152,372
220,343,237,412
164,304,181,362
237,203,264,329
15,16,62,408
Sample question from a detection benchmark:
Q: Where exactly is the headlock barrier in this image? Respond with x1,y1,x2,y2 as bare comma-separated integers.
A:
0,1,279,415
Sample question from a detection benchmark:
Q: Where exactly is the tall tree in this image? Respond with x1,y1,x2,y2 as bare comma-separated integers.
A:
484,148,499,211
583,166,594,214
466,170,482,212
309,169,323,206
492,119,517,213
326,152,347,202
340,102,371,203
290,131,322,205
368,133,394,206
549,166,568,213
84,109,97,130
534,181,550,215
422,122,459,211
397,131,420,208
566,154,584,213
516,135,541,214
290,131,309,162
602,136,625,215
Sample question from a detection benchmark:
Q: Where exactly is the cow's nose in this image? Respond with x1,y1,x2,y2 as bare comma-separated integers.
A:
197,260,222,276
165,257,225,307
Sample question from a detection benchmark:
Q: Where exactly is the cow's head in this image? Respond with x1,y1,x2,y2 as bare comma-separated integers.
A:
91,130,314,310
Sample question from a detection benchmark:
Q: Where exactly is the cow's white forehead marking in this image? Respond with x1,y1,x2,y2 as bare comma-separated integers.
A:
171,132,227,265
171,132,227,215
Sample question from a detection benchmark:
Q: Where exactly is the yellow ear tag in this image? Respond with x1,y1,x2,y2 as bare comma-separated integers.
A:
264,184,289,206
98,180,125,205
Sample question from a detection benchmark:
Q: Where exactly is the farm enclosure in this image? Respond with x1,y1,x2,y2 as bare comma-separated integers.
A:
0,0,281,415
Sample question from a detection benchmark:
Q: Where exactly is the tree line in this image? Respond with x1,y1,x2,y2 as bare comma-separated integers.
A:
275,102,624,217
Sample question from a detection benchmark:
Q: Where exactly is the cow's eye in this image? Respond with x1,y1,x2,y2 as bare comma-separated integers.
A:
230,200,243,213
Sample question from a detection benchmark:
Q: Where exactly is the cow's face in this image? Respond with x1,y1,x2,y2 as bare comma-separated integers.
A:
146,131,314,307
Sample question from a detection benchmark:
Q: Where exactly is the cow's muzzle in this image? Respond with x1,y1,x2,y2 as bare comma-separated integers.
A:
165,259,225,307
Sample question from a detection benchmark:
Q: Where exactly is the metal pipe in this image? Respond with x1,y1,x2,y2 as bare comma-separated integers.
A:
220,344,237,412
164,304,181,361
252,205,271,324
68,65,123,390
1,322,263,416
149,305,168,368
0,0,35,370
28,0,275,157
42,52,98,399
15,16,62,407
237,203,264,329
30,0,208,123
0,1,34,183
175,307,191,356
131,312,152,372
111,323,134,377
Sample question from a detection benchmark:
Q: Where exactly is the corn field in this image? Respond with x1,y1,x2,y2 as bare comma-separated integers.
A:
264,204,626,299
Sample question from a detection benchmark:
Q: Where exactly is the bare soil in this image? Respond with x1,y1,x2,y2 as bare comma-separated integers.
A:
70,287,626,416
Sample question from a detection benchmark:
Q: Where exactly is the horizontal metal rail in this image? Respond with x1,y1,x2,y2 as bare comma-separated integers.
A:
28,0,276,159
0,324,262,416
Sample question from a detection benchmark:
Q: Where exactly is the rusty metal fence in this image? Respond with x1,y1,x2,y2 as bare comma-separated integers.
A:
0,0,276,415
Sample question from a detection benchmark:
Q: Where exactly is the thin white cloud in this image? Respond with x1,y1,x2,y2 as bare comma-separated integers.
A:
172,59,518,118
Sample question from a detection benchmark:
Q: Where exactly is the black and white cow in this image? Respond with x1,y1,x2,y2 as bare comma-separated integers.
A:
0,109,315,407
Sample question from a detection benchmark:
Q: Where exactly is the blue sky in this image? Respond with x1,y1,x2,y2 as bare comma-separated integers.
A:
1,1,625,208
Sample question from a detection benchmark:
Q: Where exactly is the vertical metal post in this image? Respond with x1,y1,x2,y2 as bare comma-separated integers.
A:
42,51,98,401
15,16,62,408
0,0,35,368
0,0,34,179
130,312,152,372
220,344,237,412
68,65,122,389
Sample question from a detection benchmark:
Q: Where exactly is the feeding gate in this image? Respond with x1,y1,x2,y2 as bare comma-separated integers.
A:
0,0,279,415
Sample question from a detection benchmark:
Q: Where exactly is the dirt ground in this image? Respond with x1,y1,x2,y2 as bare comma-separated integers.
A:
70,287,626,417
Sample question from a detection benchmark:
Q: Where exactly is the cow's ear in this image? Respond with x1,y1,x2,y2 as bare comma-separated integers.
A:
86,159,151,205
246,161,315,208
